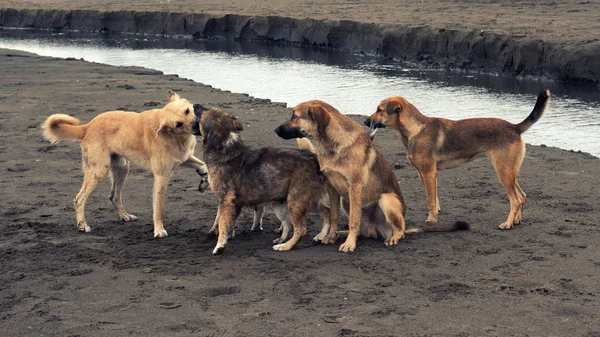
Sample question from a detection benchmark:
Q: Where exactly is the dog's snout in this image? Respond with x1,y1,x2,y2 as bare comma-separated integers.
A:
275,124,306,139
364,118,372,127
194,104,207,117
191,119,201,135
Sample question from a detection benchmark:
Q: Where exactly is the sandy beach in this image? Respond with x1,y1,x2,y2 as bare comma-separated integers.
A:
0,46,599,336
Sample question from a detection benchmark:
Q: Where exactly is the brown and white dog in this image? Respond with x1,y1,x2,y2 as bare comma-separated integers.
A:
364,90,550,229
41,91,208,238
192,105,331,255
275,100,467,253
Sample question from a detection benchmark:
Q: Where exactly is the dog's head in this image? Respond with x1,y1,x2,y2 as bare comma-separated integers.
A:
192,104,244,153
364,96,414,139
275,100,332,140
155,91,196,137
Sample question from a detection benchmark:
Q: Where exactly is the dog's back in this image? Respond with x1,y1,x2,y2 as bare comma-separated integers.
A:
228,147,325,208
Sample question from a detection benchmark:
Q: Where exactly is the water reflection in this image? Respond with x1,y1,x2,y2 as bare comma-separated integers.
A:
0,30,598,156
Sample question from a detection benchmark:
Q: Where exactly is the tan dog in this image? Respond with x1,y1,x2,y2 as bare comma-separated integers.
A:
275,100,467,253
41,91,208,238
364,90,550,229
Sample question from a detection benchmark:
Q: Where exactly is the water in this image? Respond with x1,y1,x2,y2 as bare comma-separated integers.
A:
1,30,599,156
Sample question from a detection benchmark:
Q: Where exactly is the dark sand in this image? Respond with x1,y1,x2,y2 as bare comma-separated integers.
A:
0,49,599,336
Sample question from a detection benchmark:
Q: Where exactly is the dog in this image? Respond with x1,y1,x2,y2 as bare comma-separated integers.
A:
192,105,331,255
364,90,550,229
246,138,320,243
41,91,208,238
275,100,468,253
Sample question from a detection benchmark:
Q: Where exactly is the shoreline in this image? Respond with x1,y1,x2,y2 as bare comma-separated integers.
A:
1,7,599,85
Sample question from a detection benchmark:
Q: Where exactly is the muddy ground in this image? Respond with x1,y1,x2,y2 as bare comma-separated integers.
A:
0,49,599,336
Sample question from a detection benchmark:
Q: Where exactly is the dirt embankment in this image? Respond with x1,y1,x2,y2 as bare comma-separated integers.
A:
0,48,599,336
1,0,600,84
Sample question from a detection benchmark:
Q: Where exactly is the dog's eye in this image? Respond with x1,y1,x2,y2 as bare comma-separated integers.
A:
376,107,382,113
176,121,183,128
290,113,297,120
185,109,190,115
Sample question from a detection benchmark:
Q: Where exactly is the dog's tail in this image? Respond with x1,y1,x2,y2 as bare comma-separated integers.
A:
41,114,86,143
296,137,316,153
515,90,550,134
405,220,470,233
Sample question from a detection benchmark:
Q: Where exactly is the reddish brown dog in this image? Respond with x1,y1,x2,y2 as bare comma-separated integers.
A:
365,90,550,230
275,100,467,253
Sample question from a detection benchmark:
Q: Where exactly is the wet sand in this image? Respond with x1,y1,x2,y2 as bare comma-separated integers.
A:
0,49,599,336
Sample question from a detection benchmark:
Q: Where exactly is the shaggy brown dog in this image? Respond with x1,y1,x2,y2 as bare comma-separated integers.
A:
41,91,208,238
192,105,330,255
364,90,550,229
275,100,467,253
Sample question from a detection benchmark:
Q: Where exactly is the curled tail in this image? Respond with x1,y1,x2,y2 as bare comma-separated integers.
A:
405,221,470,234
41,114,86,143
516,90,550,134
296,137,316,153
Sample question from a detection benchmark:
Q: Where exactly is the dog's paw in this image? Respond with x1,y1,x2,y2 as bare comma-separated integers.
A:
120,213,138,222
499,222,513,230
384,232,404,246
313,232,326,242
154,229,168,238
77,221,91,233
250,225,263,232
338,240,356,253
212,242,226,255
273,237,285,244
319,234,336,244
272,243,292,251
198,179,210,193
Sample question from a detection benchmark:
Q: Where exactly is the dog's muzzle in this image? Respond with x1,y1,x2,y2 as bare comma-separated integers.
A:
364,118,383,140
191,118,201,136
274,124,306,140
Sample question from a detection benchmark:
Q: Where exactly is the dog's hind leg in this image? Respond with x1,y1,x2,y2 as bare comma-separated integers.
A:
208,205,220,237
313,202,331,243
74,146,109,233
272,203,292,244
252,204,265,232
378,193,406,246
109,154,137,222
490,142,526,230
273,200,307,251
411,156,439,223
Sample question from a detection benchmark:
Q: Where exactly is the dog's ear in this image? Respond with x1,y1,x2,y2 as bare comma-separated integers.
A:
155,120,166,138
167,90,181,103
201,118,221,151
307,105,331,135
231,116,244,131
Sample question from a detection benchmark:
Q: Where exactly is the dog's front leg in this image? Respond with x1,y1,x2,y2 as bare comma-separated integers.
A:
152,173,171,238
320,188,339,244
339,184,362,253
213,191,239,255
181,155,210,192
